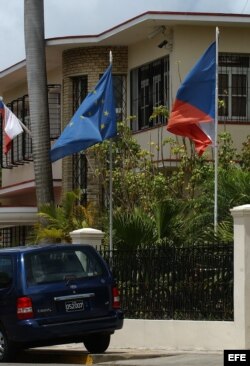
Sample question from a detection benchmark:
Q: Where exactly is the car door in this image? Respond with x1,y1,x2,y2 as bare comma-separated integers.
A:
0,255,16,325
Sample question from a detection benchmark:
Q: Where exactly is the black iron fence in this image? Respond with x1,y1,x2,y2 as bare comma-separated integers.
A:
100,243,233,321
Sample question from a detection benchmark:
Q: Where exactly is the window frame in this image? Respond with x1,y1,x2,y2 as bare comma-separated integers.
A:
1,85,61,169
219,54,250,123
130,56,169,131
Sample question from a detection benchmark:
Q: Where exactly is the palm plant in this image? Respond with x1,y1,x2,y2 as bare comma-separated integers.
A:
34,191,94,243
200,220,234,243
182,167,250,244
112,208,157,249
217,168,250,214
153,199,185,245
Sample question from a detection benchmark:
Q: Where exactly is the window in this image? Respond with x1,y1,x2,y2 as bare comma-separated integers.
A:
130,56,169,131
113,75,126,122
25,249,104,285
219,54,250,123
72,152,87,205
72,76,88,205
49,85,61,138
1,85,61,168
0,256,12,288
0,227,32,248
72,76,88,113
71,74,127,204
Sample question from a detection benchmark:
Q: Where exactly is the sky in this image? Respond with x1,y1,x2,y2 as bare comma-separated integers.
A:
0,0,250,71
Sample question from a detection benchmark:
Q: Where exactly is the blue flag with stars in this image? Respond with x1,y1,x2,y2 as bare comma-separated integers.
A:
50,64,116,162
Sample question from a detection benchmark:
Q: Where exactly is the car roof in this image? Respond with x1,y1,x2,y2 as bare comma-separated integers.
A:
0,243,94,254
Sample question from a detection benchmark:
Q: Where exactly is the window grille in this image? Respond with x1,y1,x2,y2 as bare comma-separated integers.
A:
130,56,169,131
72,76,88,204
1,85,61,168
0,226,31,248
218,54,250,123
23,95,32,161
49,85,61,138
71,74,127,204
113,74,127,122
72,152,88,205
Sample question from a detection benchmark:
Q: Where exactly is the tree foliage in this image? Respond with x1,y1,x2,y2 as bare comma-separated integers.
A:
34,191,94,243
35,115,250,248
91,120,169,214
91,119,250,248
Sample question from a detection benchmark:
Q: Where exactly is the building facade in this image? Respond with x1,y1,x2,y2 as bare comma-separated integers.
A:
0,11,250,246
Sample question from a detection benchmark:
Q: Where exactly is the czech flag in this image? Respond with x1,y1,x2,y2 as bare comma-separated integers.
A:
167,42,216,156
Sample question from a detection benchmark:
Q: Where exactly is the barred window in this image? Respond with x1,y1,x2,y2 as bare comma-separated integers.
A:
113,74,126,122
72,76,88,205
219,54,250,123
49,85,61,138
1,85,61,168
130,56,169,131
0,226,31,248
71,74,126,205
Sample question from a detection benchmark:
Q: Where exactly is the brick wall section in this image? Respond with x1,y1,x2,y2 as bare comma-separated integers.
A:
62,46,128,224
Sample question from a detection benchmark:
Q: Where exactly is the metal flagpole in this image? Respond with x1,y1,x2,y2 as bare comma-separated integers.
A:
109,50,113,254
214,27,219,232
109,141,113,253
17,119,32,137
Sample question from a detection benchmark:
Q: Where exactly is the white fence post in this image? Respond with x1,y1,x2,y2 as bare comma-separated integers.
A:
69,228,104,251
231,204,250,348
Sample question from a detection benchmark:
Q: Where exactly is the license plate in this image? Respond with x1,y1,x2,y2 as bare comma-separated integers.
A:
65,299,84,312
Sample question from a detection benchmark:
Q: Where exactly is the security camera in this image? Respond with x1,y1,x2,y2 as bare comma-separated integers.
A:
158,40,168,49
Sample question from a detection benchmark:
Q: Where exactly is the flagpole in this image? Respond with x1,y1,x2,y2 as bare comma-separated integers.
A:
214,27,219,232
109,51,113,254
109,141,113,253
18,119,32,137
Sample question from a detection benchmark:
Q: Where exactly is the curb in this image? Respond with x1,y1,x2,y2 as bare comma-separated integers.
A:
22,349,173,365
20,349,93,364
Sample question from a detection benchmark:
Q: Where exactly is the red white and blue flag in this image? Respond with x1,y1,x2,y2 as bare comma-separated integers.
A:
167,42,216,156
0,100,24,154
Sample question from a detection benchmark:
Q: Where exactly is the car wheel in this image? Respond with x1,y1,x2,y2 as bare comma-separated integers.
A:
83,333,111,353
0,326,13,362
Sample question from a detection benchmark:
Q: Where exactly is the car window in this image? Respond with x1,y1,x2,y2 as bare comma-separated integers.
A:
24,249,104,286
0,256,13,288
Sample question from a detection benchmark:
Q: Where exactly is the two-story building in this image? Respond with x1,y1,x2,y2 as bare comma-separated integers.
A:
1,10,250,246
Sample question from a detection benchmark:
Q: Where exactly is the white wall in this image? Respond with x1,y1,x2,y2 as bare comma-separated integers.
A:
110,319,241,351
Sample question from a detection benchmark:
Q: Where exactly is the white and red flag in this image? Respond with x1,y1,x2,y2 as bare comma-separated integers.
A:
0,100,24,154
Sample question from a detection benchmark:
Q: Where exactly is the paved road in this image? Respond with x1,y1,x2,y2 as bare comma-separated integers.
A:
6,348,223,366
98,353,223,366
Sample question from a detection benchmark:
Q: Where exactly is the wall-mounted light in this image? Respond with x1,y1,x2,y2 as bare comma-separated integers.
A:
148,26,173,51
158,40,168,49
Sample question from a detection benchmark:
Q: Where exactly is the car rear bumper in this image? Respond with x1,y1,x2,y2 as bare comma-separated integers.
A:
9,310,124,345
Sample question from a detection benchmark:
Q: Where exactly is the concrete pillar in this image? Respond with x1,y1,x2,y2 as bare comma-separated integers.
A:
231,204,250,348
70,227,104,250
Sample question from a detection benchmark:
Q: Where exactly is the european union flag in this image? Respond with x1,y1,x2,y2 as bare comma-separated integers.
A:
50,64,116,162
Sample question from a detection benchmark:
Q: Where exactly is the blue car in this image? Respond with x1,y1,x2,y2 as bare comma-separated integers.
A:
0,244,124,361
